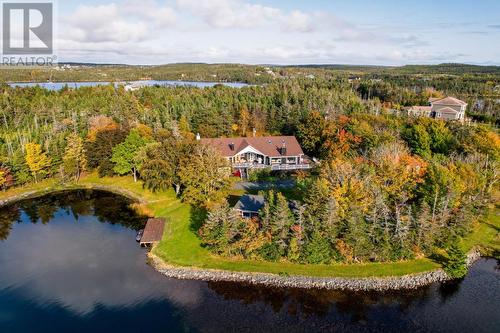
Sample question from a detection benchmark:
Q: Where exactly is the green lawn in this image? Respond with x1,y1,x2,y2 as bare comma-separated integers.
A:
2,175,498,278
461,208,500,254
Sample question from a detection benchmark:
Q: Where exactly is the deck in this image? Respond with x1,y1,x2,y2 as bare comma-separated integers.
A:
140,218,166,246
232,163,312,171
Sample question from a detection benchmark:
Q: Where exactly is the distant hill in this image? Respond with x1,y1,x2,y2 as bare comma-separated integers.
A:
295,63,500,75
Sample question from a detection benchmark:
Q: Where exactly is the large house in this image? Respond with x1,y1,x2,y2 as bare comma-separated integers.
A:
200,135,311,174
406,96,467,122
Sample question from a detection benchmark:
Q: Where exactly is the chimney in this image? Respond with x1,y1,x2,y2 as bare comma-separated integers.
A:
196,133,201,141
229,142,235,151
280,140,287,156
253,128,256,137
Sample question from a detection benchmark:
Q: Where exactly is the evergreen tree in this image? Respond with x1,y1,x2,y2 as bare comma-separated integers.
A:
444,242,468,279
199,201,236,254
269,192,294,253
303,231,332,264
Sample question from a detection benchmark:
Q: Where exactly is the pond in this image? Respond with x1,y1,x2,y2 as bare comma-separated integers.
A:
0,190,498,333
7,80,249,90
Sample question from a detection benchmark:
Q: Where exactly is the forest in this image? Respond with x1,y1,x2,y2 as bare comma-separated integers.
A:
0,73,498,273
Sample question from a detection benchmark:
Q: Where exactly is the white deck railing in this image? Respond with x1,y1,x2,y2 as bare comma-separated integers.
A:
232,163,312,170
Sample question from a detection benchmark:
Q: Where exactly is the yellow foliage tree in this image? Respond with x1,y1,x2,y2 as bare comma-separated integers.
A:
0,169,6,190
24,142,51,183
63,133,87,181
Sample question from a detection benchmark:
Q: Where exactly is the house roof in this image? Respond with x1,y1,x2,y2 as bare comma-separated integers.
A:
234,194,265,213
407,106,432,112
432,97,467,106
437,106,459,114
200,136,305,158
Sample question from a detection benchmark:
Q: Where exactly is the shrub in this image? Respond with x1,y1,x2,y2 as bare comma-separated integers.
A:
248,168,273,182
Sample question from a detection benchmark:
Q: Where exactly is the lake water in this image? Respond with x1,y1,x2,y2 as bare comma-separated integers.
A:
0,190,499,333
7,80,249,90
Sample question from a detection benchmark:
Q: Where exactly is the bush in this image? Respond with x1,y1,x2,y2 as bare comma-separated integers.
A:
248,168,273,182
443,243,468,279
259,243,281,262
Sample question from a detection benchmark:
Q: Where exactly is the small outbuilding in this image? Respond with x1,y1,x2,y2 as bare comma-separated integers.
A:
234,194,265,218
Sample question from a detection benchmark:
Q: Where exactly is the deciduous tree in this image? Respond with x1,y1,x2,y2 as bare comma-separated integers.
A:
63,133,87,181
24,142,51,182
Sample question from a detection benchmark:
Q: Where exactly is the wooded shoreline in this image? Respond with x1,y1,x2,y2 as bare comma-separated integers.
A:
0,178,496,289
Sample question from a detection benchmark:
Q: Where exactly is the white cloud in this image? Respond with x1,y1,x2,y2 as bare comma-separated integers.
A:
122,0,177,28
281,10,314,33
62,4,149,43
61,1,176,43
176,0,280,28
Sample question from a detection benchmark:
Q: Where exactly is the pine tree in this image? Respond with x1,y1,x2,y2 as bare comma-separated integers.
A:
303,231,332,264
444,242,468,279
270,192,294,253
199,201,236,254
287,237,301,262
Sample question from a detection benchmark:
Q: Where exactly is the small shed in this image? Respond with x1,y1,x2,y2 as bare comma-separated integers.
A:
234,194,265,218
140,218,166,247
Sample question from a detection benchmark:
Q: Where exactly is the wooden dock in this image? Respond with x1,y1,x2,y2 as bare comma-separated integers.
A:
140,218,166,246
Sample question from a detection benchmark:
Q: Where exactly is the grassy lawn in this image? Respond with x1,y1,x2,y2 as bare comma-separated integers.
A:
461,207,500,254
2,175,498,278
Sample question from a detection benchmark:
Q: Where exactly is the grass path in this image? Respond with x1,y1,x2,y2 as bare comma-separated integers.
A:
1,175,498,278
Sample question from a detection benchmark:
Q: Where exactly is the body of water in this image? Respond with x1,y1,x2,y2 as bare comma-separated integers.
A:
0,190,498,333
7,80,249,90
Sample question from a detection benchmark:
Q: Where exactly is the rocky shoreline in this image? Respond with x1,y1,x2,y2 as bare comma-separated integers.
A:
150,248,483,291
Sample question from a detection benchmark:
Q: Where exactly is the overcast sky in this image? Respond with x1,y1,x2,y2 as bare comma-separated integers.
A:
49,0,500,65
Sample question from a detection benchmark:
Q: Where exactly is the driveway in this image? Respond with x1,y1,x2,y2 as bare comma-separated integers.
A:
233,180,296,191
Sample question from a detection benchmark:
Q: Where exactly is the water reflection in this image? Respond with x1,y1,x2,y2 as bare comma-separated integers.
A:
0,191,204,315
207,281,434,320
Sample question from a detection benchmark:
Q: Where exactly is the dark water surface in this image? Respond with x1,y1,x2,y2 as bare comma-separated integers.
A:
0,191,498,333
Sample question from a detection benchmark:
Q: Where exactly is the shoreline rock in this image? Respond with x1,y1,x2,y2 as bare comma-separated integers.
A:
150,248,483,291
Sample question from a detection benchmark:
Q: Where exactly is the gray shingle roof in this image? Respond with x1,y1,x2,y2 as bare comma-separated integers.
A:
234,194,265,213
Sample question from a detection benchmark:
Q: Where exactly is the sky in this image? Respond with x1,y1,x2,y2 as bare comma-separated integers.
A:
27,0,500,65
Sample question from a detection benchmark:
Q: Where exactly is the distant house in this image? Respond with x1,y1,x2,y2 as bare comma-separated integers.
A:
234,194,265,218
200,135,311,176
430,97,467,121
406,96,467,122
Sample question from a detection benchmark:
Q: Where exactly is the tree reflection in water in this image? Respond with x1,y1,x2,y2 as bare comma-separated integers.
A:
207,278,466,322
0,190,147,241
